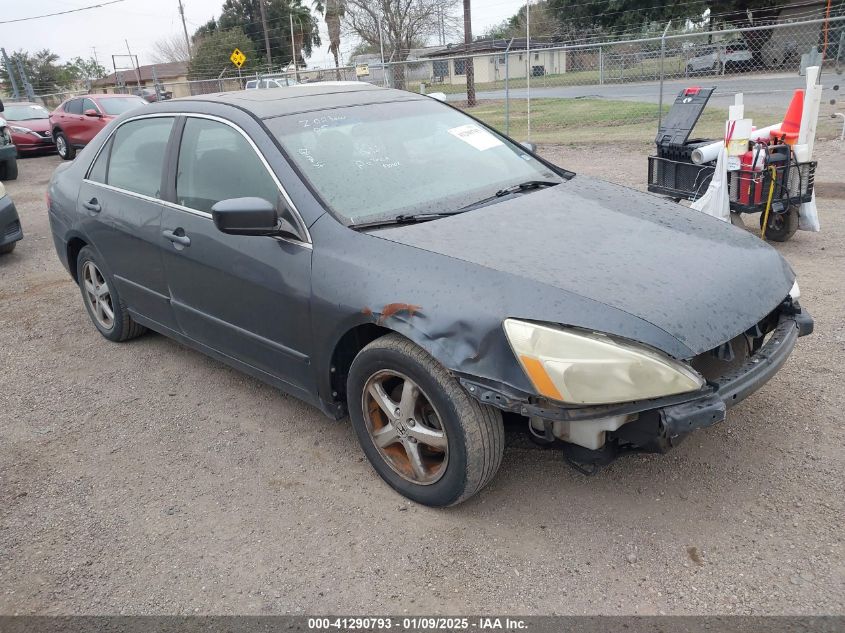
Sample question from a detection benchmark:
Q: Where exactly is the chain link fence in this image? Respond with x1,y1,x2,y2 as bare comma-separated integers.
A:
388,16,845,145
17,15,845,148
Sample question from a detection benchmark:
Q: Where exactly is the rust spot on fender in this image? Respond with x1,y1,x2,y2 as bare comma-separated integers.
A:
361,307,373,316
378,303,422,324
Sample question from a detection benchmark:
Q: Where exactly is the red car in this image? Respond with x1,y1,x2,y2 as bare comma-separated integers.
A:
2,102,55,154
50,94,147,160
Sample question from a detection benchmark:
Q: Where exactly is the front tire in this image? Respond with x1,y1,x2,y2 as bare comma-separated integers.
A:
760,206,799,242
76,246,146,342
0,241,16,255
347,334,504,507
55,131,75,160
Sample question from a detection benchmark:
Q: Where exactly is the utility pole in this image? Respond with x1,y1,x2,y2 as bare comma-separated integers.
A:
177,0,193,60
289,14,299,81
1,48,21,100
258,0,272,65
125,40,142,88
463,0,475,106
378,18,387,87
91,46,100,69
526,0,530,140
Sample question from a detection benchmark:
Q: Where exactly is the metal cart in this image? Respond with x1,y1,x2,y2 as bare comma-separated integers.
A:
647,87,816,242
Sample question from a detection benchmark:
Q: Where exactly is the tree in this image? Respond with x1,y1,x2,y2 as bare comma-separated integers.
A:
217,0,321,68
314,0,345,78
0,49,71,95
193,17,220,41
65,57,107,81
152,34,192,63
187,27,258,79
344,0,458,86
492,0,789,45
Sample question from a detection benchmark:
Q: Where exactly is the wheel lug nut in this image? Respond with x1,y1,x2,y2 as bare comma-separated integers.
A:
394,408,401,417
407,419,415,427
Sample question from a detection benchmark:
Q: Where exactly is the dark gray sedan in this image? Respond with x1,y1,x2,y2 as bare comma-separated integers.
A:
47,83,813,506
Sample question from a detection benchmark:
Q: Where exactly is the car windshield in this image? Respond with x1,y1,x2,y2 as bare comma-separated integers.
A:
2,104,50,121
266,99,562,224
99,97,147,115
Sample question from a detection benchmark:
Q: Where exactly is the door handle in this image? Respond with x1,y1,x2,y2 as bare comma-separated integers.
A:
83,198,101,213
162,229,191,247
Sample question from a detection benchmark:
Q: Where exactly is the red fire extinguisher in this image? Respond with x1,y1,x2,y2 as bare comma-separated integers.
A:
739,144,765,205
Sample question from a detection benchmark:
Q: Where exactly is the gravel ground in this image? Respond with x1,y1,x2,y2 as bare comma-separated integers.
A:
1,143,843,616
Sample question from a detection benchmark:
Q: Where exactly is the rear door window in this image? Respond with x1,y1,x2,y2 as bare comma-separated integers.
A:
106,117,175,198
65,99,83,115
87,138,112,183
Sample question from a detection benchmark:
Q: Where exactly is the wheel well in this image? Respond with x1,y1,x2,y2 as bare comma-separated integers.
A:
330,323,391,401
66,237,87,284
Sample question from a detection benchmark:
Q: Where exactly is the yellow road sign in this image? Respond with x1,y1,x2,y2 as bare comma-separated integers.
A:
230,48,247,68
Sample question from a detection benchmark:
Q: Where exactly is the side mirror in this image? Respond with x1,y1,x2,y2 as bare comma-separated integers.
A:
84,109,101,117
520,141,537,153
211,197,299,239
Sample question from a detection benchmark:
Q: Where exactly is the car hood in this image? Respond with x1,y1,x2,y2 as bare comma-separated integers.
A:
371,176,794,356
13,118,51,131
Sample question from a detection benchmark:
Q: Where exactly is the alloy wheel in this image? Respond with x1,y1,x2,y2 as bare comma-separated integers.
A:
82,261,115,330
56,134,66,158
362,370,449,485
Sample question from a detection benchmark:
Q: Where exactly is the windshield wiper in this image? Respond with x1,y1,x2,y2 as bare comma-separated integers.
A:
458,180,560,212
351,180,560,230
351,211,467,230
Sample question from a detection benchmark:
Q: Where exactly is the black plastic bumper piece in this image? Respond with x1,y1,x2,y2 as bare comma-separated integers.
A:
795,310,813,337
0,194,23,247
660,313,806,440
660,393,726,441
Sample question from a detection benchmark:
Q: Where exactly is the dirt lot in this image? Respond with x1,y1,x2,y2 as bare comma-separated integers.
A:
1,143,843,616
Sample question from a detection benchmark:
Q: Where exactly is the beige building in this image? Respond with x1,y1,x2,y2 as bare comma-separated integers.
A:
92,61,192,97
423,39,568,86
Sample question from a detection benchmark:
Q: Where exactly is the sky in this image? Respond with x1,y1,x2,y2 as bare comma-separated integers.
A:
0,0,527,73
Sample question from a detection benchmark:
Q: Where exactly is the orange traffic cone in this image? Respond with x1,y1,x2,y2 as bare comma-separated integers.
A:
775,89,804,145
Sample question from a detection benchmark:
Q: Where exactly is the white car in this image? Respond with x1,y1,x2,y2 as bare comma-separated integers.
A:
686,42,753,74
244,77,300,90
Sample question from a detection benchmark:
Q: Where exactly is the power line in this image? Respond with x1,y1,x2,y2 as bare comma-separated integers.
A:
0,0,126,24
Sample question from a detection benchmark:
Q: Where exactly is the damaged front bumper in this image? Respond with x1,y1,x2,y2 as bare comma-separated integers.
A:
460,307,813,468
658,308,812,442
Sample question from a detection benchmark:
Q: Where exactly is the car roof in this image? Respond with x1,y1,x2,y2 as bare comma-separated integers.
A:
90,93,147,98
170,82,427,119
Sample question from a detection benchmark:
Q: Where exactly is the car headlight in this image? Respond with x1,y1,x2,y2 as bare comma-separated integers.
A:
10,126,35,135
789,280,800,300
503,319,704,405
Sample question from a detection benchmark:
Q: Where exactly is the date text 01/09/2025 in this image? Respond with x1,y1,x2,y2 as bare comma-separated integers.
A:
307,617,528,630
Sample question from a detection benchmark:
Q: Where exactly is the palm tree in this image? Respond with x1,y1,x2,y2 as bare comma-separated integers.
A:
314,0,345,79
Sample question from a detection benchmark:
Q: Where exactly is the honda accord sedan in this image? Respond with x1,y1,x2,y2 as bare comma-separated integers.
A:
47,83,813,506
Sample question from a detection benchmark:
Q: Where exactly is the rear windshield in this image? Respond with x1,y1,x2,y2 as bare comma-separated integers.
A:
99,97,147,115
266,99,560,224
2,104,50,121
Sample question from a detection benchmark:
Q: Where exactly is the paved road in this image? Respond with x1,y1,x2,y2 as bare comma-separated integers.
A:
446,71,843,111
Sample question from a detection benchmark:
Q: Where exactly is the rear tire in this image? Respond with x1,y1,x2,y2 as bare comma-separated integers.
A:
76,246,146,342
55,131,75,160
347,334,504,507
0,241,16,255
760,206,799,242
